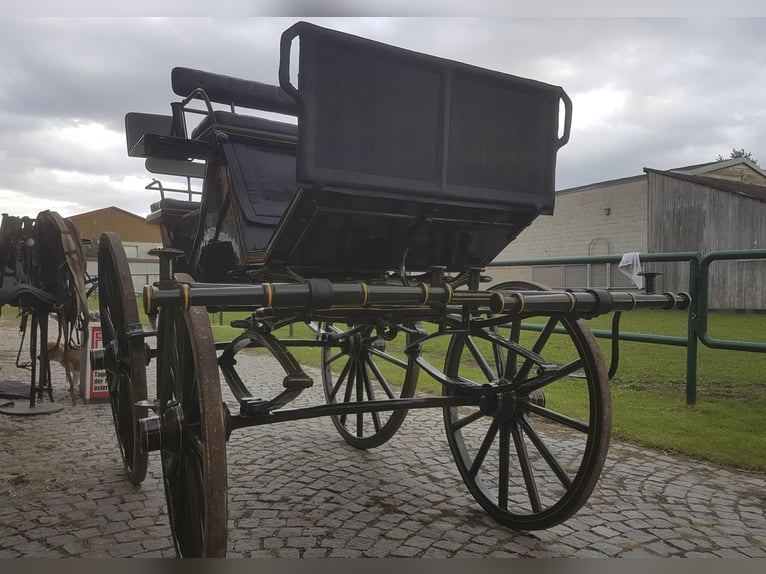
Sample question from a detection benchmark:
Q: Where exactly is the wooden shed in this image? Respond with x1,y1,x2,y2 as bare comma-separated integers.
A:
646,168,766,311
494,158,766,311
68,206,162,294
67,206,161,244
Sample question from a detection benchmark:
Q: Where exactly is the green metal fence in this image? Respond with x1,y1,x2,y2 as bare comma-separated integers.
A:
490,249,766,404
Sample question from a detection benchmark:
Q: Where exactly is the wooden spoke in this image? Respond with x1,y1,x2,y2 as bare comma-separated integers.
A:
442,280,611,530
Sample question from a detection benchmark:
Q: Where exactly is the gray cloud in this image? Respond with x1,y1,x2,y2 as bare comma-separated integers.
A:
0,17,764,217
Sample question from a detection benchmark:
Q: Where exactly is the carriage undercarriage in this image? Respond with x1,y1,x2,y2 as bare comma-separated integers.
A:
94,21,691,557
97,237,688,557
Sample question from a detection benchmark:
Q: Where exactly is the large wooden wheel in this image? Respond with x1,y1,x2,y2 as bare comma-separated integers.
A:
443,280,611,530
319,322,419,449
156,283,227,557
98,232,148,484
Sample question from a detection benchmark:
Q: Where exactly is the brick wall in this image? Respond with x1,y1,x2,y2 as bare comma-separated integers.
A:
496,177,648,260
490,177,648,289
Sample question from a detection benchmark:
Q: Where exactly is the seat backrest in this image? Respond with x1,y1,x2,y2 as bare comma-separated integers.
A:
171,67,298,116
246,21,573,275
279,21,571,218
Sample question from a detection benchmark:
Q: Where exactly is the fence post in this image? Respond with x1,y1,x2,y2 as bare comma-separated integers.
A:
685,256,701,405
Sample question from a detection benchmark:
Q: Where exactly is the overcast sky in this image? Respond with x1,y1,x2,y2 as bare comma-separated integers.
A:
1,6,765,217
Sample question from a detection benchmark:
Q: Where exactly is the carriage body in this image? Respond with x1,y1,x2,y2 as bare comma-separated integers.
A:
128,21,570,282
100,22,689,557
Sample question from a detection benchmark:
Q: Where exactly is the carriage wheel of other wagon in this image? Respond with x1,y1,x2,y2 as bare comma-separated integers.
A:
442,280,611,530
319,322,419,449
98,232,148,485
156,287,228,558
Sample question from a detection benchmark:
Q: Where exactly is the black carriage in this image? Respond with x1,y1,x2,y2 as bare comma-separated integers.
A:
97,22,690,557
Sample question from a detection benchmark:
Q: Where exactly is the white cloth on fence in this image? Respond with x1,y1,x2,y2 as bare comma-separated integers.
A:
618,252,644,288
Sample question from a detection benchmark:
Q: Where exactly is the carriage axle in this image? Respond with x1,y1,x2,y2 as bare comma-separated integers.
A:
137,394,478,454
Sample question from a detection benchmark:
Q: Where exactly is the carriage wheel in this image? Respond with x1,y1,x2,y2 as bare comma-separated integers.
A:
443,280,611,530
319,322,419,449
156,288,227,557
98,232,148,485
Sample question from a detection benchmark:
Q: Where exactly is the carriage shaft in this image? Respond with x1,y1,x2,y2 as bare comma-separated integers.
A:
144,280,462,314
144,279,690,318
492,289,691,316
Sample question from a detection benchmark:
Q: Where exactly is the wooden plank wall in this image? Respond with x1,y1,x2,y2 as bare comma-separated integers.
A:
68,208,161,244
647,172,766,310
704,163,766,186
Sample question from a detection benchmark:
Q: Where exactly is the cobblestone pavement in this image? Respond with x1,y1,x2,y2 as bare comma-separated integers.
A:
1,320,765,558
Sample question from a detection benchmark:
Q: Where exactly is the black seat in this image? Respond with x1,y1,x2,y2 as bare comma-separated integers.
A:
247,22,573,276
193,138,298,279
159,24,572,279
190,112,297,143
189,112,299,251
136,109,299,255
146,199,201,235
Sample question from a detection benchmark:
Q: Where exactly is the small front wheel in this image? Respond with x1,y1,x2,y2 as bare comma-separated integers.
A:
319,322,419,449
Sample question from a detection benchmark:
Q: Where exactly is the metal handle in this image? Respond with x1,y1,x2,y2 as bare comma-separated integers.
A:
557,90,573,148
279,23,301,100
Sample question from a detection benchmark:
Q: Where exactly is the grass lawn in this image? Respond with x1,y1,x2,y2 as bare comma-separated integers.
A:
586,310,766,471
15,293,759,472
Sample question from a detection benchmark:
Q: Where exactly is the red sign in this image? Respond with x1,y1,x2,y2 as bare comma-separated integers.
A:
87,325,110,401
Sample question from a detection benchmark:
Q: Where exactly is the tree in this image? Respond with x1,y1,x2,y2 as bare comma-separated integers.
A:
716,147,758,165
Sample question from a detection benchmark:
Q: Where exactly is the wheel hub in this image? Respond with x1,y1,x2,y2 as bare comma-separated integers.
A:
478,387,546,420
139,402,183,456
341,330,366,357
479,389,517,420
90,339,121,374
161,402,184,461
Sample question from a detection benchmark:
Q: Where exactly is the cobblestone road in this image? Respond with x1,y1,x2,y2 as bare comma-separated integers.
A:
1,321,764,558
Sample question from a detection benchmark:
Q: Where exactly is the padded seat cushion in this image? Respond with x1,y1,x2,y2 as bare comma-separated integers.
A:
191,111,298,142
